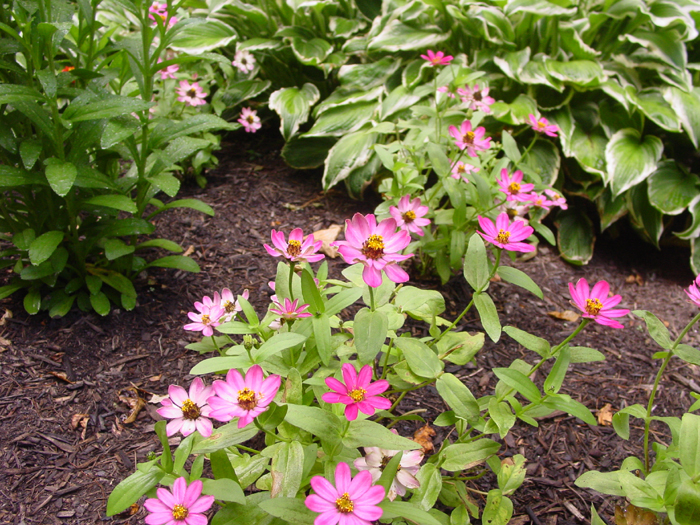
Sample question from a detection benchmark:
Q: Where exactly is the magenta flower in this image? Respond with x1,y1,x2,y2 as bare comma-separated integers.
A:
213,288,249,323
420,50,453,66
208,365,281,428
544,189,568,210
437,86,456,98
157,378,213,438
389,195,430,237
184,297,224,337
496,169,534,202
148,2,177,28
144,477,214,525
305,462,385,525
450,159,478,183
448,120,491,157
334,213,412,288
477,212,535,253
457,84,495,114
157,59,179,80
322,363,391,421
238,107,261,133
232,49,256,73
569,278,630,329
527,192,553,211
264,228,324,263
269,298,312,329
528,114,559,137
686,276,700,308
177,80,207,107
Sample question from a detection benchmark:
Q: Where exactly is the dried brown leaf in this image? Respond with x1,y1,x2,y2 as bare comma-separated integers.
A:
615,503,658,525
413,424,436,455
48,371,74,384
182,245,195,257
0,309,12,326
547,310,580,322
149,393,169,404
625,274,644,285
597,403,614,426
71,413,90,439
118,387,146,424
312,224,342,258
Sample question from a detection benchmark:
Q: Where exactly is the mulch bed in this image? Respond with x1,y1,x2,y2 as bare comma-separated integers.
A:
0,130,697,525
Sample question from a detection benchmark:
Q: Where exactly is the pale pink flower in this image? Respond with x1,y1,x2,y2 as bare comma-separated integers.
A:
545,189,568,210
306,462,385,525
238,107,261,133
144,477,214,525
528,114,559,137
496,169,534,202
389,195,430,237
232,49,256,73
498,201,530,223
334,213,412,288
420,50,453,66
148,2,177,28
322,363,391,421
450,160,478,183
270,298,312,323
213,288,249,322
184,297,224,337
208,365,281,428
264,228,324,263
569,278,630,329
527,192,553,211
685,276,700,308
448,120,491,157
176,80,207,106
477,212,535,253
157,378,213,437
457,84,495,113
354,430,424,501
158,60,179,80
437,86,455,98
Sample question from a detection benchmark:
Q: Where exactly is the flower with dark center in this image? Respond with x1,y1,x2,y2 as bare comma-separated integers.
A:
569,278,630,328
183,296,224,337
157,378,214,437
264,228,324,263
477,212,535,253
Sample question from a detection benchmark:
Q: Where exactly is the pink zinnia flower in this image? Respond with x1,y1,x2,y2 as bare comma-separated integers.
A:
389,195,430,237
545,189,568,210
457,84,495,114
437,86,455,98
305,462,385,525
208,365,281,428
496,169,534,202
685,276,700,308
144,477,214,525
450,160,478,183
569,278,630,329
477,212,535,253
183,296,224,337
528,114,559,137
157,378,213,438
232,49,256,73
213,288,249,322
270,298,312,322
158,60,179,80
176,80,207,106
527,192,553,211
238,107,261,133
448,120,491,157
148,2,176,28
420,50,453,66
264,228,324,263
322,363,391,421
354,431,424,501
334,213,412,288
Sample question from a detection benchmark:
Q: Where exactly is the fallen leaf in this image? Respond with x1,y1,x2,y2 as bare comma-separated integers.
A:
149,393,169,404
148,374,162,382
118,387,146,424
0,309,12,326
312,224,342,258
615,503,658,525
0,335,11,346
597,403,614,426
48,371,74,384
71,413,90,439
413,424,436,455
547,310,580,322
625,273,644,286
490,273,502,282
182,245,195,257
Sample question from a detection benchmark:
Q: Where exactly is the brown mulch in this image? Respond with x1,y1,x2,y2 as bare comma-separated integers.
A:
0,130,697,525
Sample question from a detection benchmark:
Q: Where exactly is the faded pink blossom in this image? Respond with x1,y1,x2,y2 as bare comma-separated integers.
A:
264,228,324,263
685,276,700,308
569,278,630,329
238,107,261,133
322,363,391,421
389,195,430,237
450,160,478,183
498,201,530,223
184,296,224,337
270,298,312,322
176,80,207,106
420,50,453,66
232,49,256,73
529,114,559,137
157,377,213,437
148,2,177,28
158,60,179,80
144,477,214,525
208,365,281,428
213,288,249,322
457,84,495,113
477,212,535,253
437,86,455,98
448,120,491,157
305,462,385,525
334,213,412,288
527,192,553,211
544,189,568,210
496,169,534,202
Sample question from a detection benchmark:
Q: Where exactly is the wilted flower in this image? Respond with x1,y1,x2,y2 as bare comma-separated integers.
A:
544,189,568,210
176,80,207,106
477,212,535,253
322,363,391,421
144,477,214,525
334,213,412,288
158,59,179,80
270,298,312,323
214,288,249,322
496,169,534,202
184,296,224,337
389,195,430,237
686,276,700,308
420,50,453,66
238,107,261,133
232,49,256,73
448,120,491,157
305,462,385,525
528,114,559,137
450,160,478,183
157,377,213,437
457,84,495,113
354,431,424,501
264,228,324,263
208,365,281,428
569,278,630,329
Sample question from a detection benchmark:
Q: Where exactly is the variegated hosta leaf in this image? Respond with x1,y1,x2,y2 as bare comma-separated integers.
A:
570,126,607,177
217,80,271,109
367,20,450,53
626,88,680,132
493,48,530,81
269,84,321,141
322,130,377,191
626,182,664,248
338,58,402,89
290,38,332,66
545,59,605,87
519,59,562,91
381,85,430,120
281,136,336,170
520,140,560,186
625,30,687,71
464,5,515,44
344,153,382,200
604,128,663,197
664,87,700,147
301,101,377,138
504,0,576,17
599,98,642,139
555,209,595,266
558,23,600,60
170,19,237,54
549,107,574,157
596,187,628,231
313,86,383,119
647,160,699,215
490,94,537,126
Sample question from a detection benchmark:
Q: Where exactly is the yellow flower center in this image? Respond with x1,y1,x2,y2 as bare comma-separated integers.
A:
201,314,211,325
180,399,201,420
508,182,520,194
237,387,258,410
496,230,510,244
172,504,188,520
246,115,255,123
463,131,475,143
537,121,547,129
585,298,603,316
223,300,236,313
361,234,385,260
287,239,302,257
457,163,466,173
335,493,354,513
403,210,416,222
187,88,197,97
348,388,366,402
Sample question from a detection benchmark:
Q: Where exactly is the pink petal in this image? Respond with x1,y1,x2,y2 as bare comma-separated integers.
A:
325,376,348,394
362,265,383,288
187,495,214,514
172,477,187,504
341,363,358,390
356,365,373,389
225,369,247,392
334,462,352,494
185,514,209,525
344,403,359,421
310,475,339,502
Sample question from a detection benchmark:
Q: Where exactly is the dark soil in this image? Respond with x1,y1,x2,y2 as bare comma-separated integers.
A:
0,130,697,525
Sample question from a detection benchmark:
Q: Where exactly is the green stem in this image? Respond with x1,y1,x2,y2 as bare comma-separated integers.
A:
380,339,394,380
211,335,222,356
368,286,375,312
512,135,537,170
235,443,260,454
254,418,291,443
288,262,296,301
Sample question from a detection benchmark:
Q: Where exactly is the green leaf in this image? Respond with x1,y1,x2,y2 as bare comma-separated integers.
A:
410,464,443,511
666,87,700,147
192,421,258,453
343,420,422,450
497,266,543,298
368,20,449,52
575,471,625,496
503,326,550,358
301,268,324,314
147,255,200,273
543,347,570,394
647,161,698,215
270,441,305,498
393,337,443,379
210,449,239,482
269,84,321,141
150,115,236,149
303,101,376,138
545,59,604,87
463,234,489,291
19,140,42,170
474,293,501,342
29,231,63,266
170,19,237,53
605,128,663,197
379,501,444,525
252,332,307,363
90,291,111,316
627,182,664,248
284,405,341,443
201,478,245,503
62,96,151,123
44,158,77,197
633,310,673,349
502,130,521,163
136,239,183,253
569,346,605,363
151,198,215,217
676,479,700,525
493,368,540,402
325,287,363,316
354,309,388,364
436,373,480,421
322,130,377,190
626,30,686,70
675,344,700,366
190,355,251,375
569,126,607,177
23,288,41,315
441,439,501,471
0,84,43,104
628,89,681,132
106,466,164,515
281,135,336,170
258,497,318,525
104,239,135,261
290,38,332,66
426,142,452,178
489,398,516,438
555,209,595,265
101,115,140,149
680,414,700,477
98,271,136,298
83,194,138,213
544,394,596,425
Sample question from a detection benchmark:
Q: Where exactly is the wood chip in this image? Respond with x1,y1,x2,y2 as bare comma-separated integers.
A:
562,501,584,521
547,310,580,322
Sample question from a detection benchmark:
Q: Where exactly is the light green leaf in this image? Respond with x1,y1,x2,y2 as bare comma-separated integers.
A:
464,232,489,291
270,441,304,498
666,87,700,147
555,209,595,265
626,30,686,70
543,347,570,394
493,367,540,402
343,420,422,450
290,38,332,66
321,130,376,190
253,332,307,363
633,310,673,349
303,101,377,138
497,266,543,299
258,497,318,524
146,255,200,273
441,439,501,471
569,127,607,177
489,399,516,438
269,84,320,141
285,405,341,443
367,20,449,52
106,466,164,516
201,478,245,503
379,501,443,525
681,414,700,477
393,337,443,379
436,373,479,421
170,19,237,53
193,421,259,453
676,479,700,525
410,464,442,511
83,194,138,213
44,158,77,197
474,293,501,342
503,326,550,358
545,59,604,86
647,161,698,215
354,309,388,364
